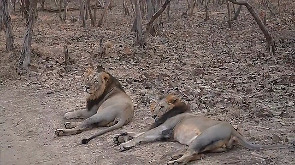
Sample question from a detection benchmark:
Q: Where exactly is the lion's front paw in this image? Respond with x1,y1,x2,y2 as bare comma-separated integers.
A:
64,122,75,129
119,142,134,152
167,160,180,165
113,132,134,145
167,160,183,165
55,129,65,136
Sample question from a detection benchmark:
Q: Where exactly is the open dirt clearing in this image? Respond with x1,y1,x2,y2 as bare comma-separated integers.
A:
1,0,294,164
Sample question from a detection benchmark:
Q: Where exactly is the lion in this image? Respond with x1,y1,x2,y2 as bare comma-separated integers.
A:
55,66,134,144
114,94,289,164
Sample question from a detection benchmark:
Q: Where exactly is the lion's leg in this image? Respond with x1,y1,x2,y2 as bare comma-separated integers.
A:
64,105,99,120
167,149,204,165
64,121,81,129
119,125,173,151
168,123,232,164
113,132,143,145
56,109,116,136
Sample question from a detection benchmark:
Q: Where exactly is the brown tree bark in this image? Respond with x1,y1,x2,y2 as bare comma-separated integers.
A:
146,0,154,20
20,0,37,69
86,0,95,26
134,0,144,45
80,0,86,27
1,0,14,51
227,0,275,54
146,0,171,36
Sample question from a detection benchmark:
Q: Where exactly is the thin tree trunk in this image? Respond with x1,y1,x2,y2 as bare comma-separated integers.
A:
80,0,86,27
1,0,14,51
188,0,196,16
227,1,231,28
204,1,209,21
63,0,68,21
64,45,70,72
134,0,144,46
87,0,95,26
146,0,154,20
97,0,110,27
123,0,130,16
146,0,171,36
20,0,37,69
232,5,242,20
227,0,275,54
59,0,63,21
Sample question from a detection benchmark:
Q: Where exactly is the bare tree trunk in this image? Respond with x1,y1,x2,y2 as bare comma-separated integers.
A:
123,0,130,16
204,1,209,21
20,0,37,69
227,0,275,54
40,0,45,10
59,0,63,21
227,1,231,28
1,0,14,51
97,0,110,27
63,0,68,21
232,5,242,20
134,0,144,46
80,0,86,27
86,0,95,26
146,0,154,20
64,45,70,72
188,0,196,16
146,0,171,36
167,2,170,19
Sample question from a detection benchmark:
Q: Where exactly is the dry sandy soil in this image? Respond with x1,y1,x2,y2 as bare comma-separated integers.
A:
0,0,294,165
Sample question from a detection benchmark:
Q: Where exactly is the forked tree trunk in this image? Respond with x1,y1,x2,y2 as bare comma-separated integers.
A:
20,0,37,69
134,0,144,45
227,0,275,54
146,0,171,36
1,0,14,51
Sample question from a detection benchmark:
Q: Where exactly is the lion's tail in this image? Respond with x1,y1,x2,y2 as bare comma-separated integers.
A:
81,120,125,144
232,129,289,150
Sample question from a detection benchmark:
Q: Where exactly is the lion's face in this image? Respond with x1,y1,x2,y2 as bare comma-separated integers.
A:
151,94,178,121
84,68,110,100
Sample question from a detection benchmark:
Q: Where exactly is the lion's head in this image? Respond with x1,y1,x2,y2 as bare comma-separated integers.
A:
84,66,124,109
150,94,190,129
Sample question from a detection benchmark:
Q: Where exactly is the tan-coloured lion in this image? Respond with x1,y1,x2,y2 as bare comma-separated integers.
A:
114,94,288,164
55,66,134,144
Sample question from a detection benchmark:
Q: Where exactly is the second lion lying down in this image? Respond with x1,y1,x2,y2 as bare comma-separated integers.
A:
115,94,286,164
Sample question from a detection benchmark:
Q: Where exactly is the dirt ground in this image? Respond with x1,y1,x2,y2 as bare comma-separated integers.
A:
0,0,294,165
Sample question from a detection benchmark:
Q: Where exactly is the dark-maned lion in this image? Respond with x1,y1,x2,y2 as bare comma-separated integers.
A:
114,94,288,164
55,66,134,144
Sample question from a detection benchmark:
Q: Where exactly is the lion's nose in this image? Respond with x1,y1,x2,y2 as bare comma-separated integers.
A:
85,86,90,92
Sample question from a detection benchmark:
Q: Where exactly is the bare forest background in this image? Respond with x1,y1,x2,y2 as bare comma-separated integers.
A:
0,0,294,165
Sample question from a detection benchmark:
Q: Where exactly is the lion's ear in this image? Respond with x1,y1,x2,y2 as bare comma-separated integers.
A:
150,102,156,112
96,65,105,73
85,67,94,77
101,72,110,82
166,94,178,104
